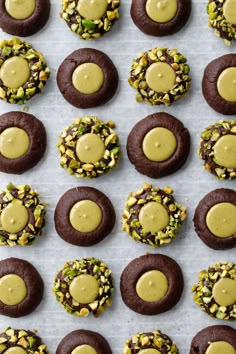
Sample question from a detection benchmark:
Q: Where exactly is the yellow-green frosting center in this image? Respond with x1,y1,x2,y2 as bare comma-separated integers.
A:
5,0,36,20
206,341,236,354
217,67,236,102
71,345,97,354
69,200,102,233
212,277,236,307
5,348,27,354
76,133,105,163
77,0,108,21
136,270,168,302
223,0,236,25
146,62,176,92
213,135,236,169
0,127,30,159
69,274,99,304
146,0,177,23
206,202,236,238
139,201,169,233
0,203,28,233
0,274,27,305
0,57,30,89
72,63,104,95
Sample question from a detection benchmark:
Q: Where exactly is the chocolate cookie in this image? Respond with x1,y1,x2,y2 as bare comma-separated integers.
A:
207,0,236,45
122,182,187,248
120,254,183,315
0,111,46,174
0,257,44,317
194,189,236,250
0,183,46,247
128,47,191,106
54,187,116,246
56,330,112,354
57,48,118,109
123,330,179,354
0,327,49,354
53,258,113,318
202,54,236,115
60,0,120,40
0,38,50,105
192,261,236,320
131,0,191,36
190,325,236,354
57,116,120,179
198,120,236,180
0,0,50,37
127,112,190,178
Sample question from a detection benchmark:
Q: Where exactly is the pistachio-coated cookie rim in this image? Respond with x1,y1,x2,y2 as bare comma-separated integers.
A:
0,182,46,247
199,120,236,179
52,257,113,318
207,0,236,45
57,116,120,179
0,38,50,105
0,327,49,354
122,182,187,248
192,262,236,321
61,0,120,40
128,47,191,106
123,330,179,354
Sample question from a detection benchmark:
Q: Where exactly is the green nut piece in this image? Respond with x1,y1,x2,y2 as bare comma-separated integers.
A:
128,47,191,106
57,116,121,179
0,182,46,247
192,262,236,320
122,182,187,248
0,328,49,354
52,258,114,318
0,38,50,104
60,0,120,40
123,330,179,354
207,0,236,45
198,120,236,180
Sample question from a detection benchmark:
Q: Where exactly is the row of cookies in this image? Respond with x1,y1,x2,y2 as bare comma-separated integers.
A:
1,326,236,354
1,0,235,46
0,255,235,321
0,181,235,249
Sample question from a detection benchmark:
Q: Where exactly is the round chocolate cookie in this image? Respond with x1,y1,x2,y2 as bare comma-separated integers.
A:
123,330,179,354
120,254,183,315
194,189,236,250
192,261,236,320
0,257,44,317
127,112,190,178
54,187,115,246
56,330,112,354
207,0,236,45
60,0,120,40
0,327,49,354
57,48,118,109
130,0,191,36
122,182,187,248
0,0,50,37
202,54,236,115
190,325,236,354
57,116,120,179
198,120,236,180
53,258,113,318
0,38,50,105
128,47,191,106
0,183,46,247
0,111,46,174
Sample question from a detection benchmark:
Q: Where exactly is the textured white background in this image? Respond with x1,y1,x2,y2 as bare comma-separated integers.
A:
0,0,236,353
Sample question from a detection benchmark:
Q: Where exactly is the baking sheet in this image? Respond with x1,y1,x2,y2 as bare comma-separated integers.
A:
0,0,236,353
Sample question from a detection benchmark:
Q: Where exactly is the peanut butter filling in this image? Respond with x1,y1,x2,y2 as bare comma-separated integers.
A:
139,201,169,233
146,0,177,23
136,270,168,302
0,127,30,159
217,67,236,102
213,135,236,168
212,277,236,307
146,62,176,92
0,203,28,233
0,274,27,305
72,63,104,94
206,202,236,238
142,127,177,161
76,133,105,163
206,341,236,354
69,274,99,304
5,0,36,20
77,0,108,21
223,0,236,25
69,200,102,233
71,345,97,354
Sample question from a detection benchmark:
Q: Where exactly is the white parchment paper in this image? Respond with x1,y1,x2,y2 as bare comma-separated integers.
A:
0,1,236,353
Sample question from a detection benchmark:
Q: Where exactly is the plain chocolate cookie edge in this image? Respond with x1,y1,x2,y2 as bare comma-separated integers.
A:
190,325,236,354
202,54,236,115
120,254,184,315
193,188,236,250
130,0,191,36
54,187,116,247
56,48,119,109
56,329,112,354
0,257,44,318
0,111,47,174
0,0,50,37
127,112,190,178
